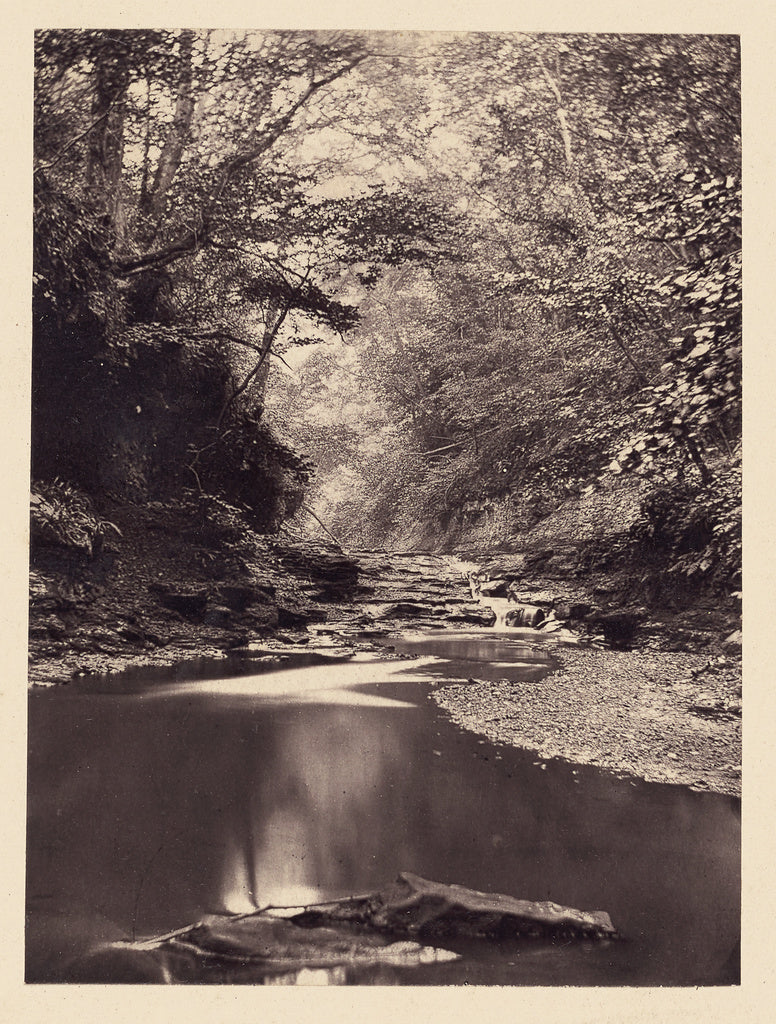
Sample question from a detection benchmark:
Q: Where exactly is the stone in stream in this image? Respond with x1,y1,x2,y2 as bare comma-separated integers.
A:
445,605,497,626
91,873,618,982
504,604,545,628
477,578,511,598
292,873,619,942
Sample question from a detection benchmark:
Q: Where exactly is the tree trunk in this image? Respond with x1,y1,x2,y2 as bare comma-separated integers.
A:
87,51,129,245
140,30,196,237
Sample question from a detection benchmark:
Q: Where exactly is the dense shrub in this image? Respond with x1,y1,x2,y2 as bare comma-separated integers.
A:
30,479,121,558
628,459,741,592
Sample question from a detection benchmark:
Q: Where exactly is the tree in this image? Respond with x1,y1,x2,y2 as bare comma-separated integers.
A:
283,32,741,564
33,29,461,523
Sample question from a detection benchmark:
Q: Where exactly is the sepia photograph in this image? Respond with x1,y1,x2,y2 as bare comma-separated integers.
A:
25,26,742,989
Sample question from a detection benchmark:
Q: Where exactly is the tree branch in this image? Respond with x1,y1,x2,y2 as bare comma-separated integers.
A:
536,52,574,173
114,55,368,277
216,268,311,429
34,103,114,176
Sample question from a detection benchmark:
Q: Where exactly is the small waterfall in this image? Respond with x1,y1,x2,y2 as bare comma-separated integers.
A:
467,574,545,629
483,596,513,628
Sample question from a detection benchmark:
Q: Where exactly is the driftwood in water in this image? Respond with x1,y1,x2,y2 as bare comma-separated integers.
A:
164,914,458,969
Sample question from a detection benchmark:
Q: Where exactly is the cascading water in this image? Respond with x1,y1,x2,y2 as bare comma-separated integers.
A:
467,575,546,629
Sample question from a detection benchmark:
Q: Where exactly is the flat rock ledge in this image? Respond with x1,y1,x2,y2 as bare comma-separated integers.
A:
433,645,741,797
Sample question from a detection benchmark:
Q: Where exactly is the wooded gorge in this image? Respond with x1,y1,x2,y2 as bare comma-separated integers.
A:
26,30,744,988
31,28,741,625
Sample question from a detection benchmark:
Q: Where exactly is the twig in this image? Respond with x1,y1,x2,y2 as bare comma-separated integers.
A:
301,503,344,548
127,889,377,948
34,104,114,176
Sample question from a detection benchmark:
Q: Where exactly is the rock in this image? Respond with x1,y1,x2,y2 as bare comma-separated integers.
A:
478,579,510,598
36,615,68,639
216,583,275,610
505,604,545,628
554,602,592,622
585,611,641,648
538,617,564,633
722,629,742,655
506,584,554,607
445,606,497,626
524,549,555,569
148,583,208,618
118,625,146,643
204,604,233,627
277,606,327,628
376,601,447,619
273,539,359,591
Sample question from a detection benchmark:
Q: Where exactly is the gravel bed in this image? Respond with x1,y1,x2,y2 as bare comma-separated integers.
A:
432,644,742,797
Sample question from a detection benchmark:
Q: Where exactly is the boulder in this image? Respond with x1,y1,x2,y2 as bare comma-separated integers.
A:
203,604,233,628
722,628,742,655
586,611,641,648
478,578,510,598
505,604,545,628
445,605,497,627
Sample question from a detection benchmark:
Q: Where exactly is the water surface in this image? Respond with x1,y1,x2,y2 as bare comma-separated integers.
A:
26,631,740,985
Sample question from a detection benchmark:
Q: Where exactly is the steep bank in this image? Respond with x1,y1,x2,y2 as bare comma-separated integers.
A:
27,501,482,685
28,496,359,686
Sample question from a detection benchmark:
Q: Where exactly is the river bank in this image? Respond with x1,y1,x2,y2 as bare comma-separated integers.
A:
434,641,742,797
28,508,742,799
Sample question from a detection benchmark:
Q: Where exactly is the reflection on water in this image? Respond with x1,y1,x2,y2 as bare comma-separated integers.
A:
388,628,556,683
26,635,739,985
143,654,436,708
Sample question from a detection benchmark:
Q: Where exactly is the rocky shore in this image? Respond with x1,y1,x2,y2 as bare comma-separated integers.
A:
28,505,742,799
433,642,741,797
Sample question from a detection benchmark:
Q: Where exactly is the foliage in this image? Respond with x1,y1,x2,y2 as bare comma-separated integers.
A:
610,171,741,481
628,456,741,591
275,33,740,584
33,29,466,529
30,480,122,558
33,30,742,588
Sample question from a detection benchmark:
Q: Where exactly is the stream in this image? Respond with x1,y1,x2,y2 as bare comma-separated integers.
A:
26,625,740,986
